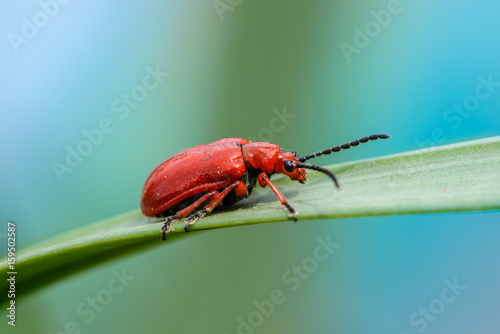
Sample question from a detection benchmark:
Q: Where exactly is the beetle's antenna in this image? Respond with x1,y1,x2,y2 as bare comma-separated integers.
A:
296,163,340,189
299,133,390,163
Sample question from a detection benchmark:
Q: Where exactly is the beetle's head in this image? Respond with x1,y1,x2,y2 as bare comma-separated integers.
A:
278,151,340,188
277,151,307,183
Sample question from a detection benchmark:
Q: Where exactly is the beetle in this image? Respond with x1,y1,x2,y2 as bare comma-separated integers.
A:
140,134,390,240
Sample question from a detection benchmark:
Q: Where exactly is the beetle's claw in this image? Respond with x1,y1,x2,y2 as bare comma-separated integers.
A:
183,219,193,232
284,204,298,222
184,210,207,232
161,215,177,241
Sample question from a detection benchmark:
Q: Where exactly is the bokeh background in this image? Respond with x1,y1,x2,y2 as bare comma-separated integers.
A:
1,0,500,333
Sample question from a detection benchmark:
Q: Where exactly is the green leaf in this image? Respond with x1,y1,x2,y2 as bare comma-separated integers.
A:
1,136,499,303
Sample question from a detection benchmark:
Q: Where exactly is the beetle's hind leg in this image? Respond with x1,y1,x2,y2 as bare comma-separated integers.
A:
162,180,248,237
185,209,207,231
161,214,178,241
159,191,218,240
184,180,248,232
167,190,218,235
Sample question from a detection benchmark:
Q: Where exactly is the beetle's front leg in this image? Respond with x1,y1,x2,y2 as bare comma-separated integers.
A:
257,172,298,221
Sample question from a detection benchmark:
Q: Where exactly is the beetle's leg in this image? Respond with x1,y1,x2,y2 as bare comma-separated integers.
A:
258,172,298,221
184,210,207,230
159,191,219,240
170,191,219,232
161,215,178,241
185,180,248,231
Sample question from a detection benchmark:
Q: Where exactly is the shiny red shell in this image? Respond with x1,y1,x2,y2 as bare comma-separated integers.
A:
140,138,251,217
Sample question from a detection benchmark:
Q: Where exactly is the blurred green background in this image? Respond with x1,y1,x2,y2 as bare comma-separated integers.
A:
1,0,500,333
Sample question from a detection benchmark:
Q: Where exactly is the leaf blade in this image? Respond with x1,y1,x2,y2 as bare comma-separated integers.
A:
1,136,499,302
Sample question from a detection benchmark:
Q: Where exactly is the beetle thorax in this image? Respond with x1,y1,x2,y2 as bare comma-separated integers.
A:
241,142,281,175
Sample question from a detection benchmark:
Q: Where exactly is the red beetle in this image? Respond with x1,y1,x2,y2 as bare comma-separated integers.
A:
141,134,390,239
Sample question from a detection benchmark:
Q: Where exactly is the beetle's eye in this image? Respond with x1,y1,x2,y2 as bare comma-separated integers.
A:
284,159,295,173
290,151,298,158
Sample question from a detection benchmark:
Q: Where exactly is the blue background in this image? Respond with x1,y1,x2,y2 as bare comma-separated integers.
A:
1,0,499,333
